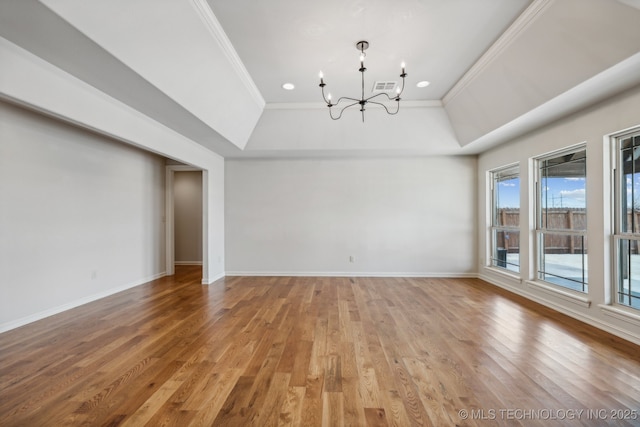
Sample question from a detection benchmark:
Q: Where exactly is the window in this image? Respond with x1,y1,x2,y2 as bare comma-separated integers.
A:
614,129,640,310
536,147,587,292
490,165,520,272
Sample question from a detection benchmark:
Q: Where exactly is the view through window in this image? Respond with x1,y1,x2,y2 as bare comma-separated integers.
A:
616,130,640,309
490,165,520,272
536,148,587,292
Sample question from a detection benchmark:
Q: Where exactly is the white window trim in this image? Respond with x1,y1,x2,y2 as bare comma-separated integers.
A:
611,127,640,312
599,303,640,326
525,279,591,308
488,164,520,273
533,143,588,293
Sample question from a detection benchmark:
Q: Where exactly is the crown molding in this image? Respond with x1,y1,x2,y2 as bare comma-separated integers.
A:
264,100,443,110
0,36,223,165
443,0,554,106
190,0,265,109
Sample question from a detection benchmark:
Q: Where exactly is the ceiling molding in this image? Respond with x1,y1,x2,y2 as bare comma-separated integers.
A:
442,0,554,106
264,100,443,110
0,36,223,166
459,51,640,154
190,0,265,109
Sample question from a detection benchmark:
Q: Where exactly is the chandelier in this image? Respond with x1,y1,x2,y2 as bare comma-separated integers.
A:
319,41,406,122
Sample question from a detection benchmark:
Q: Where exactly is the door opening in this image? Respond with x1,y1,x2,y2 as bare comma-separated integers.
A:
165,165,205,279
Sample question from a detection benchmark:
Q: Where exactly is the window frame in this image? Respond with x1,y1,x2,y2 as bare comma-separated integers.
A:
489,164,520,272
534,145,588,293
613,128,640,310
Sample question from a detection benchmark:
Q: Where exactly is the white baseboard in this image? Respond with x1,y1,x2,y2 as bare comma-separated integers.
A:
174,261,203,265
479,272,640,346
0,271,166,334
202,271,226,285
224,271,477,278
9,268,635,347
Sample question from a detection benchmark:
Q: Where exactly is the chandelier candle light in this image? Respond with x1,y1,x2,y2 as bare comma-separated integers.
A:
319,40,406,122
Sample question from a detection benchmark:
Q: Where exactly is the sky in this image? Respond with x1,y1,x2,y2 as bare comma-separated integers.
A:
496,173,640,210
626,173,640,209
496,178,519,208
496,177,587,209
541,177,586,209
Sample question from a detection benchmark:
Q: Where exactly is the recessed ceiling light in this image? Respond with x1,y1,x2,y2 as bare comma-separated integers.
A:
416,81,430,88
282,83,295,90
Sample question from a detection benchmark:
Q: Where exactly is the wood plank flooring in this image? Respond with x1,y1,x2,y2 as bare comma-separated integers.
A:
1,266,639,426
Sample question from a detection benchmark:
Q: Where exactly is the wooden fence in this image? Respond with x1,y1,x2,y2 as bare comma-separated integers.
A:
496,208,587,254
497,209,640,254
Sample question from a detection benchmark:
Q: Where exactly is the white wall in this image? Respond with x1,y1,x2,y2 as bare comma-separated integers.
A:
174,171,203,264
0,36,225,287
477,84,640,345
0,101,165,330
245,104,461,156
225,157,477,276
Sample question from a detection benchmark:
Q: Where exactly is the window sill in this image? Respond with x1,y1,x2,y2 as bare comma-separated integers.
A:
599,304,640,326
525,280,592,308
483,266,522,283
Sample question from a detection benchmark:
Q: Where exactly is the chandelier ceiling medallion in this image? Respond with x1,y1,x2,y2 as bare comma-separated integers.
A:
319,41,406,122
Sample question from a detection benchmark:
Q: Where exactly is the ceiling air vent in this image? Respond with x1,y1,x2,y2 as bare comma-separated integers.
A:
372,81,397,93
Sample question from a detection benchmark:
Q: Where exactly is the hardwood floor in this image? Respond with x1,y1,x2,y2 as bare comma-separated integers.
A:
1,266,639,426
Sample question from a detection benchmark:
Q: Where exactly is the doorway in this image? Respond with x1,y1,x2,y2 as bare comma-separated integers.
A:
174,170,202,266
165,165,205,278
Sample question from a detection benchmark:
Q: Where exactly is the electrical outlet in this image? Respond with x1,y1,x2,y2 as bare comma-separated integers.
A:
349,256,354,263
91,270,97,280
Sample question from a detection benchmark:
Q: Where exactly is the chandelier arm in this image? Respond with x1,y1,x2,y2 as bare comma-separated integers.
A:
364,92,394,102
368,100,400,115
320,84,331,104
335,96,361,105
398,74,406,96
329,101,361,120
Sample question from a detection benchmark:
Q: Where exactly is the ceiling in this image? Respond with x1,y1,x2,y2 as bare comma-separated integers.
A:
1,0,640,159
208,0,530,103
